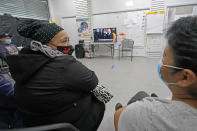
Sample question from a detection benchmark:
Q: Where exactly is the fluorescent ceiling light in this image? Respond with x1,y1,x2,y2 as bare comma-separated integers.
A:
125,1,134,7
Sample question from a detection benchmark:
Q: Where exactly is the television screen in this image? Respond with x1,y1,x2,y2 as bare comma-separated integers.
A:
93,28,117,42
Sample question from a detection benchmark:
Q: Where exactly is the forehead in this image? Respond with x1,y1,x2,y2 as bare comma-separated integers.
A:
0,36,10,39
4,36,11,39
52,30,68,40
58,30,68,37
163,44,175,64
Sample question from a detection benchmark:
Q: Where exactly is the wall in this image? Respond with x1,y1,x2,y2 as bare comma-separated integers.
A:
48,0,78,45
92,10,148,56
47,0,151,56
165,0,197,7
61,18,79,46
48,0,76,25
48,0,151,19
92,0,151,56
48,0,197,57
92,0,151,14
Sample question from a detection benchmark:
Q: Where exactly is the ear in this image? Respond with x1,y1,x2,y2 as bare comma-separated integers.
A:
177,69,197,87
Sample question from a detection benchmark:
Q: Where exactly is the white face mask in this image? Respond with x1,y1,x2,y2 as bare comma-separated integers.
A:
157,58,184,86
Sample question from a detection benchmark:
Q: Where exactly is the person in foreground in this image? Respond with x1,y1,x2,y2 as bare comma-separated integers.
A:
7,20,109,131
114,16,197,131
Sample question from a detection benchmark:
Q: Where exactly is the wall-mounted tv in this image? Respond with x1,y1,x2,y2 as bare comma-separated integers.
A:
93,28,117,42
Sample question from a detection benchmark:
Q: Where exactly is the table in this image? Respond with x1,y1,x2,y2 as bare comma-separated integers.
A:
89,43,115,59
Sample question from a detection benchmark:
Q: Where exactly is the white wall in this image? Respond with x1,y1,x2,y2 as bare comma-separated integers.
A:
61,18,79,46
92,10,148,56
48,0,76,25
165,0,197,7
92,0,151,14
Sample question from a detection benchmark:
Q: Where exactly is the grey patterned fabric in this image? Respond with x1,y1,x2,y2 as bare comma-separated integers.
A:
17,20,63,44
30,40,65,58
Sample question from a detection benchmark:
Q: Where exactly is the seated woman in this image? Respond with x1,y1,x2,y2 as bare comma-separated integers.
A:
7,20,109,131
0,73,22,129
114,16,197,131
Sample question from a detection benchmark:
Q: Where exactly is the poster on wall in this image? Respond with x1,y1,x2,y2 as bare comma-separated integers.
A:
76,18,90,37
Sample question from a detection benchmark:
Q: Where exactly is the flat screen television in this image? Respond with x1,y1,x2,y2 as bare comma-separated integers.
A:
93,28,117,42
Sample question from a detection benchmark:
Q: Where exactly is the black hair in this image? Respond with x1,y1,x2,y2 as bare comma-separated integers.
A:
166,16,197,74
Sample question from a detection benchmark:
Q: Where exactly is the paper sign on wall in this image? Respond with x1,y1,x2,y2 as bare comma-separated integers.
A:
146,11,165,34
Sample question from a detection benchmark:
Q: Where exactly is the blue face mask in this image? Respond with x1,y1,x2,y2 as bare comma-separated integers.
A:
157,58,184,86
5,39,11,44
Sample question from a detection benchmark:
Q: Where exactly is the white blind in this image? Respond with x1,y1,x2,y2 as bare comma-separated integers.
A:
0,0,49,20
151,0,165,11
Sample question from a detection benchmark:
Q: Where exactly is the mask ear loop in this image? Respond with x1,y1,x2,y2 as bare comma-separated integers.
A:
162,64,184,70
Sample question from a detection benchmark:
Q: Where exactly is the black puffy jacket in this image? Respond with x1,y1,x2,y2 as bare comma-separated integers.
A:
7,48,105,131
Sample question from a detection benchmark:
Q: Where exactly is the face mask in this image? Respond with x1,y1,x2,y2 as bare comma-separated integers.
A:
157,58,184,86
5,39,11,44
57,45,74,55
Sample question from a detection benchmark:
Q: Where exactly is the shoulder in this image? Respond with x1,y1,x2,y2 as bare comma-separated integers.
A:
53,55,79,65
118,97,172,130
121,97,171,112
50,55,84,73
119,97,161,120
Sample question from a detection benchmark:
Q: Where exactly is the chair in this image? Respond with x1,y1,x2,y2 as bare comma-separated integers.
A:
119,39,134,61
0,123,79,131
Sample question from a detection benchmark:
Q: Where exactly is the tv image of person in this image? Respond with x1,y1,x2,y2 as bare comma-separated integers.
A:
107,28,113,40
103,29,107,39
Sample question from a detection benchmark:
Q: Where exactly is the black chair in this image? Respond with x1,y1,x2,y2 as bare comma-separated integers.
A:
0,123,79,131
119,39,134,61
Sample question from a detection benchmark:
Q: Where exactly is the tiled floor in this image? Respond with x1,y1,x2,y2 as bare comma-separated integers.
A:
78,56,171,131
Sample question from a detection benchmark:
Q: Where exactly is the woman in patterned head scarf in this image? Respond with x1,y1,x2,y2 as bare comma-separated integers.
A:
6,20,110,131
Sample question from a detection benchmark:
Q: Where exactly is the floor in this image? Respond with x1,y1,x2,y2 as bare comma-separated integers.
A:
78,56,171,131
